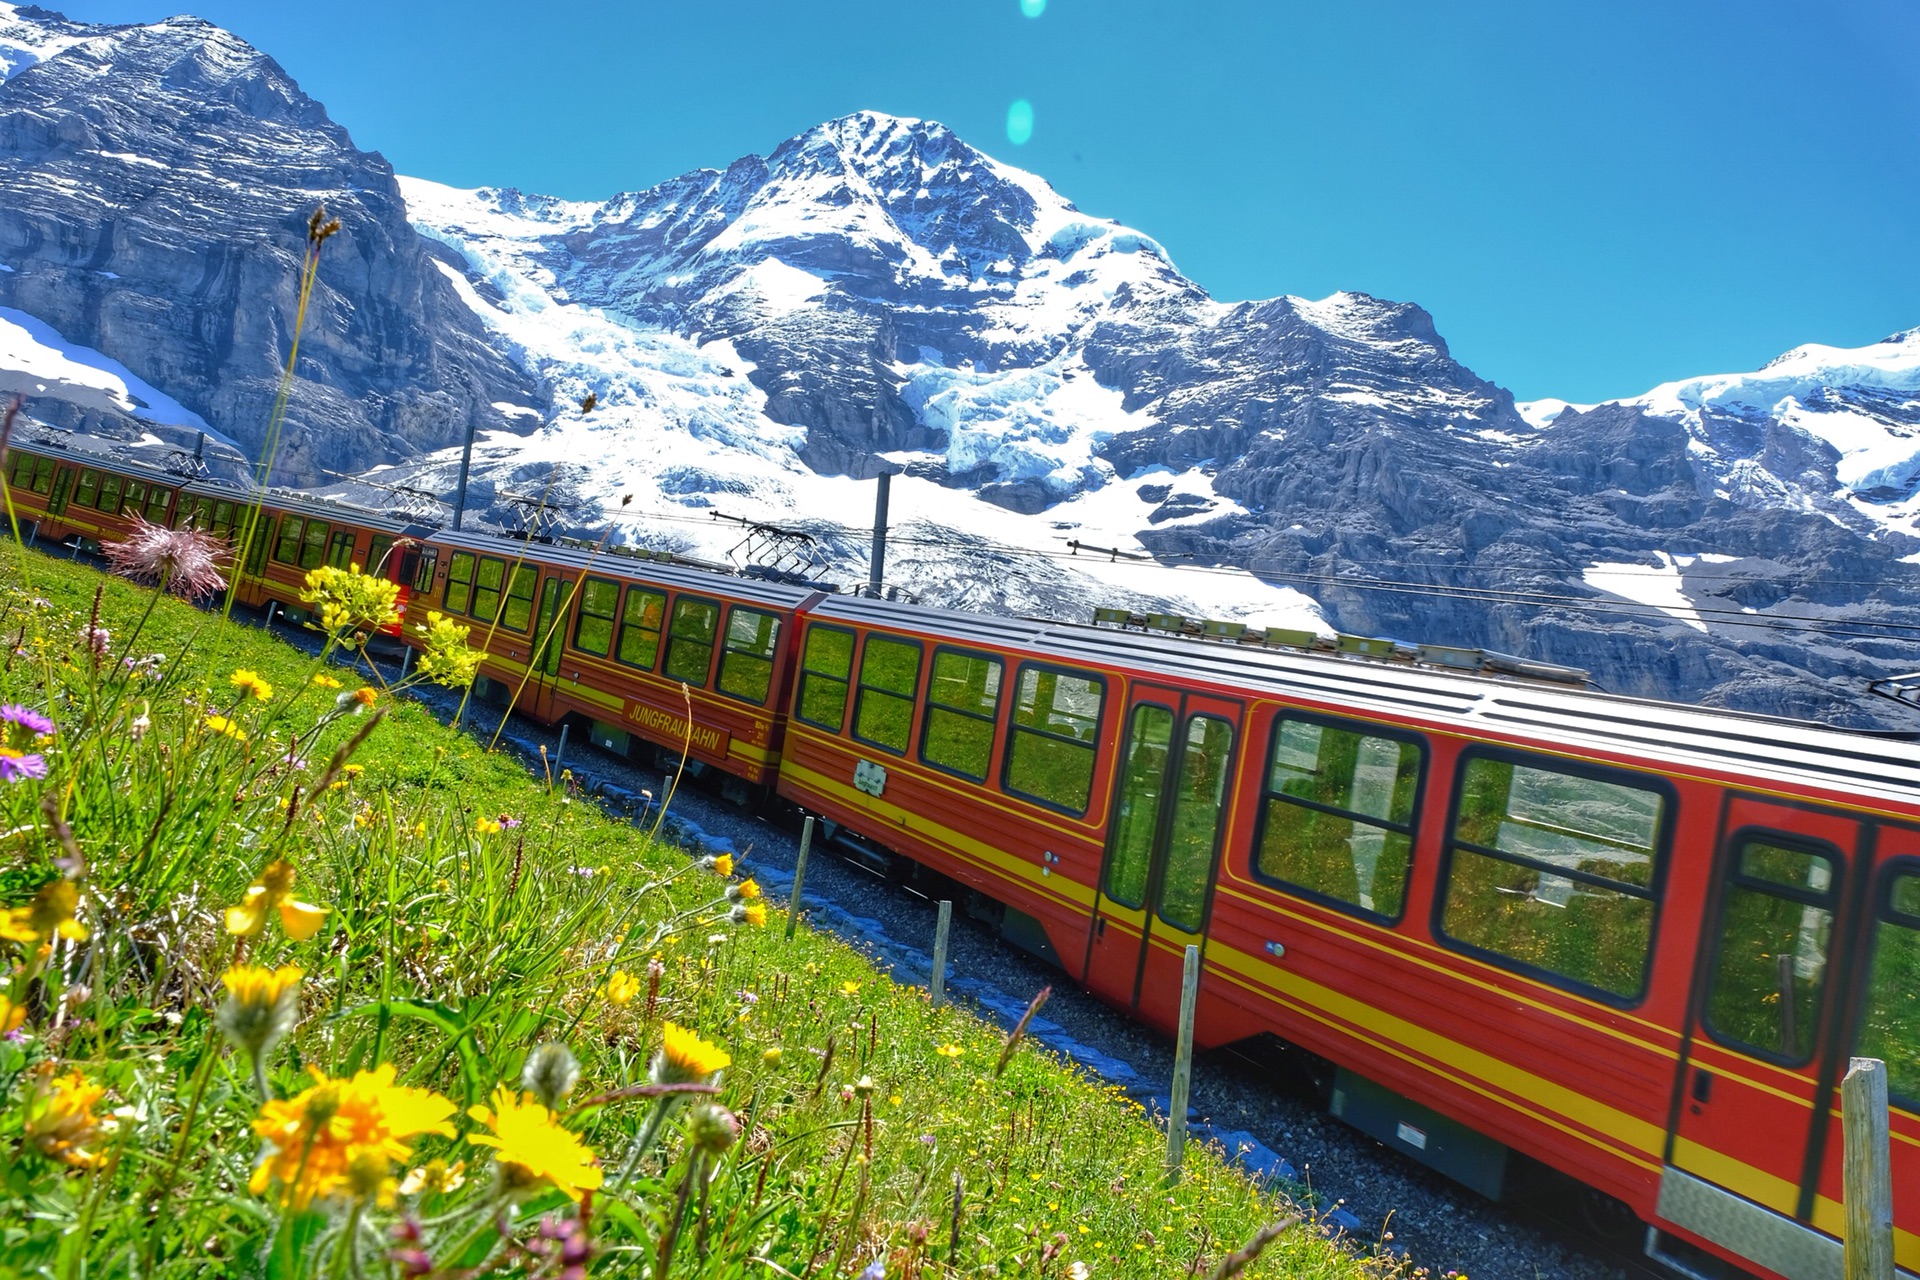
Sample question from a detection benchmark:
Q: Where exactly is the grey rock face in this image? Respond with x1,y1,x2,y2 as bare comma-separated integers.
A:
0,6,541,482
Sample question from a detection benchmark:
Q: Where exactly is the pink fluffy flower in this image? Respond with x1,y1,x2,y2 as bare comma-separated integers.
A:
102,516,229,601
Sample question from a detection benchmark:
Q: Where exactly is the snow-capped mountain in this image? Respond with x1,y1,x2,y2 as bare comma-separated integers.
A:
3,3,1918,724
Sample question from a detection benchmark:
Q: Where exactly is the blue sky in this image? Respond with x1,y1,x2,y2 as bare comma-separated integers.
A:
61,0,1920,402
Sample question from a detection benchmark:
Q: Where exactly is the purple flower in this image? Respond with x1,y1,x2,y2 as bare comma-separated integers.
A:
498,814,522,829
101,515,229,601
0,704,53,738
0,753,47,783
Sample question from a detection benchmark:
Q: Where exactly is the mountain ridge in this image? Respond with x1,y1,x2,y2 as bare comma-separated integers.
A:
2,5,1918,725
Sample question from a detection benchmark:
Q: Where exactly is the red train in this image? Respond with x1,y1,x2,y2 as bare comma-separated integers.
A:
7,438,1917,1280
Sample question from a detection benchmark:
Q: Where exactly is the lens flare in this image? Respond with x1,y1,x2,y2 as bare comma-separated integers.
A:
1006,99,1035,146
1019,0,1046,16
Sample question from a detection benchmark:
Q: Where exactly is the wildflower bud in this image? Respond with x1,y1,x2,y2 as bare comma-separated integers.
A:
302,1082,342,1128
687,1104,739,1155
853,1075,876,1099
391,1248,434,1277
216,965,303,1062
762,1048,783,1068
521,1042,581,1110
347,1148,391,1200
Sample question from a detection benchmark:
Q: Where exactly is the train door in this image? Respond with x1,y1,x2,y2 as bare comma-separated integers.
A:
1661,796,1864,1276
522,575,566,720
1084,683,1241,1029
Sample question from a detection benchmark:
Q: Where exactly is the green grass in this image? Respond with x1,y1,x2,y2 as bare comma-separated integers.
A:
0,545,1401,1279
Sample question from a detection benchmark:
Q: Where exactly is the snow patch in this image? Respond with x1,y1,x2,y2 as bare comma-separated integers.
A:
1581,551,1735,632
0,306,214,433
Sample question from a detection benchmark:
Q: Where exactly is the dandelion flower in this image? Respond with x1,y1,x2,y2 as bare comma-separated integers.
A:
725,878,762,903
251,1065,457,1209
0,879,87,944
310,673,342,688
474,816,503,836
701,853,734,877
216,963,303,1060
602,970,640,1006
936,1044,964,1058
204,713,248,743
761,1048,783,1068
225,859,329,941
840,981,861,997
466,1086,603,1202
730,901,768,927
228,669,274,701
651,1022,731,1084
101,516,229,600
353,687,378,708
23,1067,108,1169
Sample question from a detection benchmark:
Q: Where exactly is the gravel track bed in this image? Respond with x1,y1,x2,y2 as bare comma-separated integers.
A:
273,618,1639,1280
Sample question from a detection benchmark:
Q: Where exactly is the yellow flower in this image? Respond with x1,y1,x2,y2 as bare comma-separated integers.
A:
411,820,428,839
204,713,248,743
24,1067,108,1169
398,1157,466,1197
840,981,861,997
224,859,329,941
936,1043,964,1058
602,970,641,1006
740,901,767,928
709,854,734,877
310,673,342,688
761,1048,783,1068
229,669,274,701
474,816,503,835
466,1086,603,1202
353,687,378,708
733,878,762,901
0,880,87,944
654,1022,731,1083
0,993,25,1035
251,1065,458,1210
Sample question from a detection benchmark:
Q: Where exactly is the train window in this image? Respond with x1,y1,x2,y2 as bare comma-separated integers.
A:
298,520,329,570
1151,716,1232,931
1857,868,1920,1108
1704,837,1839,1064
795,625,854,731
46,466,71,513
574,577,619,656
471,557,507,623
1003,665,1105,816
74,469,101,509
181,496,211,531
32,457,56,496
123,480,147,516
920,649,1003,781
1106,704,1176,907
212,501,237,537
143,484,172,523
499,565,538,631
718,608,781,705
326,530,356,570
412,548,438,594
1252,716,1424,921
367,535,395,579
6,451,32,489
98,474,124,514
244,516,271,576
617,588,666,669
273,515,305,563
445,552,476,614
853,636,921,754
1439,753,1667,1002
663,596,720,686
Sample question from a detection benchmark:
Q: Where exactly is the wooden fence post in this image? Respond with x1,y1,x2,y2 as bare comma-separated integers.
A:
930,900,953,1009
1844,1057,1894,1280
1166,943,1201,1182
785,816,815,941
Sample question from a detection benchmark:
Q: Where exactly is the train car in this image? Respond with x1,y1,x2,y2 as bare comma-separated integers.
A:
7,437,1916,1280
776,595,1919,1280
407,529,824,787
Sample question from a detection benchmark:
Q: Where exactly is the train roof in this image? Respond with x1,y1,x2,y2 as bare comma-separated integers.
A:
811,592,1920,809
424,526,821,611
